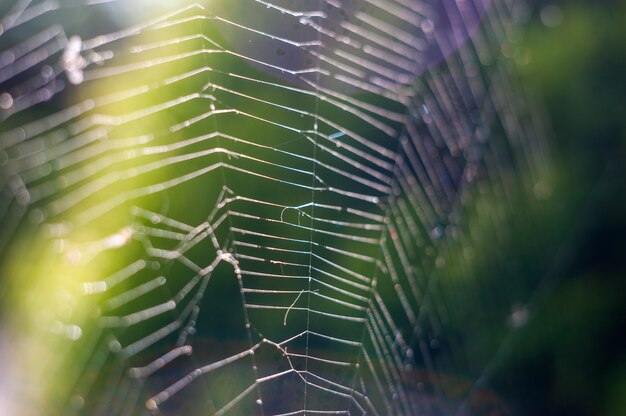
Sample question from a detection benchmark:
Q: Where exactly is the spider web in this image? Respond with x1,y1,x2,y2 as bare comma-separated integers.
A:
0,0,550,415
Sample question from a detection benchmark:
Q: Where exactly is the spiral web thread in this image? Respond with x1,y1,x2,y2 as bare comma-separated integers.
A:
0,0,549,415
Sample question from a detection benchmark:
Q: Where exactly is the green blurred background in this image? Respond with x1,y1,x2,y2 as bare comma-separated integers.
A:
489,1,626,415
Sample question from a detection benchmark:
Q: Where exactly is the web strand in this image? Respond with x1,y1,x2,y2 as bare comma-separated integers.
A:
0,0,549,415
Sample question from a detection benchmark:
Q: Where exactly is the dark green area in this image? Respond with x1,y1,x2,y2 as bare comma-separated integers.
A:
488,2,626,415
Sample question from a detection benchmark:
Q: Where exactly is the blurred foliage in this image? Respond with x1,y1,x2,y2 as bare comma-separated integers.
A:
487,1,626,415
